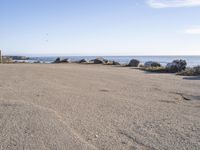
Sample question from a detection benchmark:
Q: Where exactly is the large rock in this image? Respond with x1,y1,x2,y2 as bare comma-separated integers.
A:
54,57,61,63
166,59,187,73
92,57,106,64
113,61,120,65
105,60,120,65
78,59,89,64
61,58,71,63
144,61,161,67
54,57,71,63
128,59,140,67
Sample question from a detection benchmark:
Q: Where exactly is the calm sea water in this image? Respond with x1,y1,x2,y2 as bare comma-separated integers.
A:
28,56,200,67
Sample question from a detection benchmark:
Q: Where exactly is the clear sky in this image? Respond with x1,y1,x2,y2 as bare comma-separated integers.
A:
1,0,200,56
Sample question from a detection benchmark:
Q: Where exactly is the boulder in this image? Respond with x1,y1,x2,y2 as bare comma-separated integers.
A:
105,61,120,65
128,59,140,67
144,61,161,67
54,57,71,63
166,59,187,73
79,59,89,64
194,66,200,73
54,57,61,63
113,61,120,65
34,61,41,63
61,58,71,63
92,57,106,64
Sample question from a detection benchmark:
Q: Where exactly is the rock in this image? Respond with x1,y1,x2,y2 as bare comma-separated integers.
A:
79,59,89,64
194,66,200,73
34,61,41,63
6,56,29,60
54,57,61,63
105,60,113,65
61,58,71,63
53,57,71,63
166,59,187,73
128,59,140,67
92,57,106,64
139,64,144,68
144,61,161,67
105,61,120,65
113,61,120,65
102,58,109,64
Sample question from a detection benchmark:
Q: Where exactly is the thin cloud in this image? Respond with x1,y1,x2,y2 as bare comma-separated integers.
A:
184,26,200,34
148,0,200,8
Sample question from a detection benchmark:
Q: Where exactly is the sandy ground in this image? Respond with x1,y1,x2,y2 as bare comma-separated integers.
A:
0,63,200,150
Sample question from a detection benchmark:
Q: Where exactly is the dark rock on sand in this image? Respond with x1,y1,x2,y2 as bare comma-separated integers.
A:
92,57,107,64
79,59,89,64
54,57,61,63
5,56,29,60
34,61,41,64
128,59,140,67
166,59,187,73
113,61,120,65
144,61,161,67
61,58,71,63
54,57,71,63
105,61,120,65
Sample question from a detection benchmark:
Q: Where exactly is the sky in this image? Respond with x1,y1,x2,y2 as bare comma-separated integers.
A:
0,0,200,56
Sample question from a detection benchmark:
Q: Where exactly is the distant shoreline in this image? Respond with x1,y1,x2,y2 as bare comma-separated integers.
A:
9,55,200,67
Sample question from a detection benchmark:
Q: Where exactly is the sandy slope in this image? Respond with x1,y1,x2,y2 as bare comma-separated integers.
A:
0,64,200,150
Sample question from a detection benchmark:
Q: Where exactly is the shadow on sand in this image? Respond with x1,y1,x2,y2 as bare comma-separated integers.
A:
183,76,200,80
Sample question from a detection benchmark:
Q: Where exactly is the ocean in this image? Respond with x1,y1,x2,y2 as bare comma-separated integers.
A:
27,56,200,67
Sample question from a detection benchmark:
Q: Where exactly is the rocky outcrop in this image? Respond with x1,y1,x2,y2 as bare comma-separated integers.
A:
166,60,187,73
144,61,161,67
128,59,140,67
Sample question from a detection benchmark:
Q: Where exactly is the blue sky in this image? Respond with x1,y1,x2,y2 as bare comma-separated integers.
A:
0,0,200,56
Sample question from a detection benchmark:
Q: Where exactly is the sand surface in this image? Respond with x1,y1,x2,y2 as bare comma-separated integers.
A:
0,64,200,150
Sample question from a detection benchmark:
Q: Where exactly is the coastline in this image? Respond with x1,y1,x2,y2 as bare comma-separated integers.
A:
0,63,199,149
3,55,200,67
